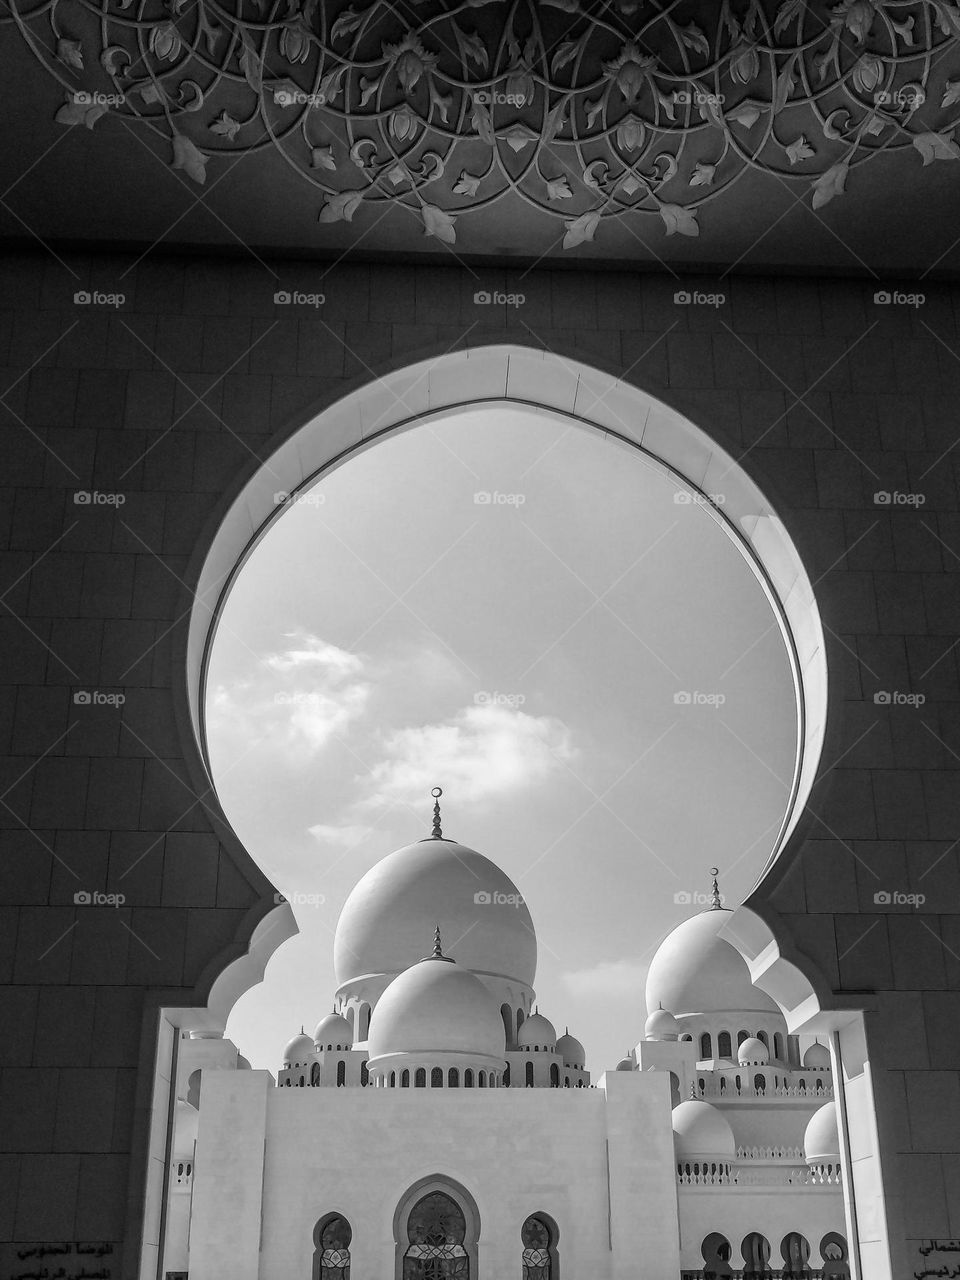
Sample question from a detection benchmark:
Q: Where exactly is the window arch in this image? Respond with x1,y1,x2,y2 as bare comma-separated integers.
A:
717,1031,732,1058
741,1231,772,1279
503,1064,510,1087
478,1071,486,1088
819,1233,850,1279
336,1060,345,1087
313,1213,351,1280
737,1030,750,1046
757,1029,769,1048
431,1066,443,1088
448,1067,459,1088
525,1061,534,1088
774,1032,784,1060
517,1008,525,1035
358,1002,371,1039
415,1068,426,1088
699,1032,712,1058
700,1231,733,1278
400,1068,409,1087
754,1072,766,1093
500,1003,513,1046
549,1063,559,1088
311,1062,320,1086
781,1231,811,1280
389,1070,397,1088
463,1069,473,1088
521,1214,558,1280
360,1061,369,1087
394,1182,480,1280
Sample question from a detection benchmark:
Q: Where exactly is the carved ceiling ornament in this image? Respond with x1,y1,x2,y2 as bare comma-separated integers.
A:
10,0,960,247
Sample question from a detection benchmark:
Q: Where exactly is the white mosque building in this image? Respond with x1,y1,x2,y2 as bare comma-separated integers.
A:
163,794,851,1280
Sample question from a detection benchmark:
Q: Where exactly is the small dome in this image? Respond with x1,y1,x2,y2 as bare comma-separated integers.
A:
517,1011,557,1051
616,1056,635,1072
738,1036,769,1065
804,1101,840,1165
556,1030,585,1068
644,1007,680,1041
367,952,505,1062
313,1012,354,1049
282,1032,315,1066
803,1041,831,1069
672,1099,737,1160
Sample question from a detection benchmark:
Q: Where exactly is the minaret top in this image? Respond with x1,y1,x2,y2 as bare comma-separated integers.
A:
431,787,443,838
424,924,455,963
709,866,723,910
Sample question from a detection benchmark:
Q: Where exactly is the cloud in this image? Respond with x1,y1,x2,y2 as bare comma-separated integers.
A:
308,823,379,848
208,631,370,759
561,958,650,1001
362,703,575,806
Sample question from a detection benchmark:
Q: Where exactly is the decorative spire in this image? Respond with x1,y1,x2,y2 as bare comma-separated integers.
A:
431,786,443,838
709,866,723,910
424,924,454,963
689,1079,699,1100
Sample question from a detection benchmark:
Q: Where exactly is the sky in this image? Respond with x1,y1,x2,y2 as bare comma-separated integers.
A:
207,405,798,1074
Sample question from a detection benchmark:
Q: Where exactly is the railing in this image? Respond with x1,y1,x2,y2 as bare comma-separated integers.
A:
678,1165,841,1187
736,1145,804,1161
681,1272,829,1279
695,1083,834,1100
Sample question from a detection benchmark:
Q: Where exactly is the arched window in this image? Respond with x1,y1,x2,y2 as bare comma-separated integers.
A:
478,1071,486,1088
700,1231,733,1278
400,1069,409,1087
774,1032,784,1060
358,1003,370,1039
389,1071,396,1088
336,1060,345,1087
781,1231,811,1280
503,1064,510,1087
313,1214,351,1280
402,1192,468,1280
525,1061,534,1088
699,1033,712,1058
820,1233,850,1279
737,1030,749,1046
448,1067,459,1088
521,1215,556,1280
431,1066,443,1088
517,1008,525,1034
735,1074,741,1091
754,1072,766,1093
299,1075,304,1086
549,1063,560,1088
741,1231,771,1279
464,1069,473,1088
564,1077,570,1088
501,1003,513,1045
717,1031,732,1058
311,1062,321,1086
757,1030,769,1048
360,1061,369,1087
680,1033,693,1042
415,1068,426,1088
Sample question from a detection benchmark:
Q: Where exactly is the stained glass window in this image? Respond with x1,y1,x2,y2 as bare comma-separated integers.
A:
403,1193,468,1279
318,1216,351,1280
521,1216,551,1280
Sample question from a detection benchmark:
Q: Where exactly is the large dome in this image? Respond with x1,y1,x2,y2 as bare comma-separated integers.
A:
334,838,537,987
672,1099,737,1160
367,953,506,1061
645,909,781,1019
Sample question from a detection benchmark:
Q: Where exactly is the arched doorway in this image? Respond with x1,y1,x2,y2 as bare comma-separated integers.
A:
393,1177,480,1280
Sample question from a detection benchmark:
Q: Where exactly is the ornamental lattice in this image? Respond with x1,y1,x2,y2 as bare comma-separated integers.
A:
10,0,960,246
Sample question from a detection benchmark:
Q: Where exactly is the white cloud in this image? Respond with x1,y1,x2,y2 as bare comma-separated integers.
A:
308,823,379,848
264,634,364,676
561,958,650,1000
362,703,575,806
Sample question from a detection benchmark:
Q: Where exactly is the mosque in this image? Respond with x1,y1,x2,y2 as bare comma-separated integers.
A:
163,793,851,1279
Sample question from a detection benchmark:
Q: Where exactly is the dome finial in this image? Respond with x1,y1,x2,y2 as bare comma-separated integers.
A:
689,1079,699,1100
433,924,443,957
431,787,443,838
709,866,722,910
